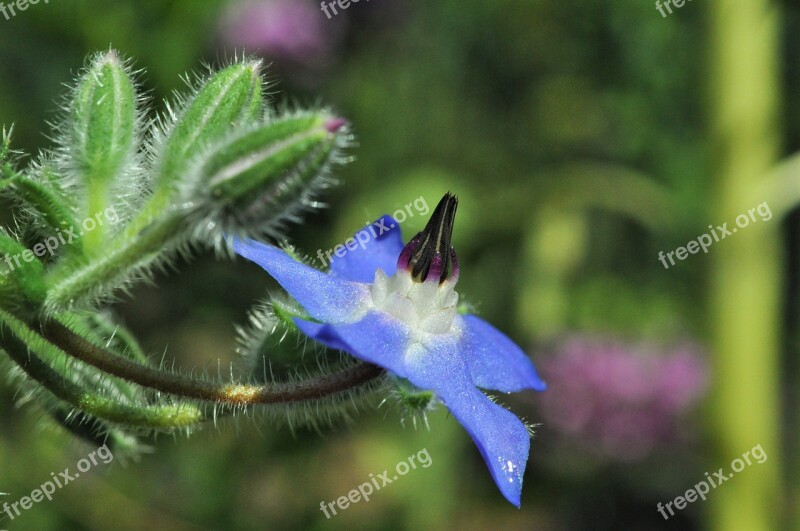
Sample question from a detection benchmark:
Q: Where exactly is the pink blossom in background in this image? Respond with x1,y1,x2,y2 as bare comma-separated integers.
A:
536,335,708,461
219,0,342,80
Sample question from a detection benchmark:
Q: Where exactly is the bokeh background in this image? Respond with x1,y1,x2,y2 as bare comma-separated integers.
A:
0,0,796,529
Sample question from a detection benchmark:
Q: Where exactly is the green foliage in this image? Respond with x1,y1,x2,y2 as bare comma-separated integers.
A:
3,1,790,528
0,50,375,453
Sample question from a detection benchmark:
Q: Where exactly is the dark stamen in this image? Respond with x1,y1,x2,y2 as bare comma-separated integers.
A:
397,193,459,283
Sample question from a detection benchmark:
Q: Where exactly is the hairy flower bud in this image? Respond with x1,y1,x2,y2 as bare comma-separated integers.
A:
155,60,264,193
69,50,137,253
71,50,136,190
126,59,265,238
186,111,350,246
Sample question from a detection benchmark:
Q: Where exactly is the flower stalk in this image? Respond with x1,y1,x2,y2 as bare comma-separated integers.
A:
40,318,384,405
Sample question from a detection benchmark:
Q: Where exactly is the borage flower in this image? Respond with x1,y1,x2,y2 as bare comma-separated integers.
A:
233,193,546,506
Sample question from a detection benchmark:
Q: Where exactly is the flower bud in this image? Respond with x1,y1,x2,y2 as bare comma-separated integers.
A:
123,59,265,240
156,60,264,192
70,50,137,188
68,50,138,253
187,111,350,244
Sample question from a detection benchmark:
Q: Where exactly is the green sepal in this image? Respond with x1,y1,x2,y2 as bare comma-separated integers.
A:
202,113,335,203
271,298,312,330
0,233,48,311
46,406,147,458
0,173,80,258
155,60,263,195
0,125,14,164
236,296,339,382
391,377,435,412
71,51,136,196
80,312,149,365
50,314,145,404
0,308,205,431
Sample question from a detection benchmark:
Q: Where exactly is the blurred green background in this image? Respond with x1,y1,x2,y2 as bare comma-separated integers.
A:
0,0,797,529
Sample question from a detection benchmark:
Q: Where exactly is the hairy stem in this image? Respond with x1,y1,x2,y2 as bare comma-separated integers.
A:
44,213,183,309
0,317,204,429
42,319,385,405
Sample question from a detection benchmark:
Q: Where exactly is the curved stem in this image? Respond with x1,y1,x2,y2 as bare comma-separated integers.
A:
545,163,680,233
41,319,385,405
0,318,204,430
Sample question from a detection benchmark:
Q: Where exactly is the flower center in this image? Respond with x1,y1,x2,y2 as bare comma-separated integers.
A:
397,193,460,284
370,269,459,335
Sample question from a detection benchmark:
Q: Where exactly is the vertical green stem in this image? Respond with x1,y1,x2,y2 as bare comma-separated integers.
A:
708,1,782,529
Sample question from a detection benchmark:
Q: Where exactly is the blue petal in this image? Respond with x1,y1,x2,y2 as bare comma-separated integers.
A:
233,238,370,324
459,315,547,393
407,335,531,507
293,313,530,506
328,215,404,283
293,311,411,375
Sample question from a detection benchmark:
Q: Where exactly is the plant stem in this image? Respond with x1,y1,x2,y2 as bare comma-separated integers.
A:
0,317,204,429
707,0,783,529
41,319,385,405
44,210,186,311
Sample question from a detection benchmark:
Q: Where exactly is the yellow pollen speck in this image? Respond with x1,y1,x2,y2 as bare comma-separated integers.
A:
222,385,260,404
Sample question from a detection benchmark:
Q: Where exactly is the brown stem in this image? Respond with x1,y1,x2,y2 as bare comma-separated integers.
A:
40,320,385,405
0,320,205,429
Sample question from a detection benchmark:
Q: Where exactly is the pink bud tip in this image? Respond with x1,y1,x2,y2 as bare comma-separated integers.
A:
324,118,347,133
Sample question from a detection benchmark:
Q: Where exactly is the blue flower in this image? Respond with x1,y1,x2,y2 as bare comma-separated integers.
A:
233,193,546,506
